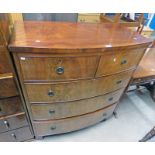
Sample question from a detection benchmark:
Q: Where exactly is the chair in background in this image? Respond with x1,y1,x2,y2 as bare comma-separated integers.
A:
100,13,145,34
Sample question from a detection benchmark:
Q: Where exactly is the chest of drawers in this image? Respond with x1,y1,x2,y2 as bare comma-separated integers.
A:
0,14,34,141
9,21,152,139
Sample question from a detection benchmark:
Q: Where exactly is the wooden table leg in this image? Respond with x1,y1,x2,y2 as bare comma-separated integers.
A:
139,126,155,142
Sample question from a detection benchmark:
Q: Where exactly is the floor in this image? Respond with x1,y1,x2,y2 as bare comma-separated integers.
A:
36,87,155,142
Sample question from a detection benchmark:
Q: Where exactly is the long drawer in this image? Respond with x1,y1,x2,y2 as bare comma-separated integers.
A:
18,54,99,81
96,48,145,77
0,112,28,133
0,96,23,117
0,75,18,98
31,88,124,120
33,103,116,136
25,70,133,103
0,126,33,142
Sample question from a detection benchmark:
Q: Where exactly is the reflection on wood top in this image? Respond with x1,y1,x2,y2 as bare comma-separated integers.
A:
9,21,152,52
133,46,155,79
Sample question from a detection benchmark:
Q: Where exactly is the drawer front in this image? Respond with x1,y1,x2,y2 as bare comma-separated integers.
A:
78,15,100,23
34,103,116,136
0,113,28,133
0,97,23,117
31,88,124,120
25,70,133,103
0,126,33,142
0,76,18,98
0,46,12,74
18,55,99,81
96,48,145,77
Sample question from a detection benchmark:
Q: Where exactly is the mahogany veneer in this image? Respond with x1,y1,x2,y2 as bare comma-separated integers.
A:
9,21,152,139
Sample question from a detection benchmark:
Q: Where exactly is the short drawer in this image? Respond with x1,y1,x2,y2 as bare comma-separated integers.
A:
33,103,116,136
18,54,99,81
0,113,28,133
0,96,23,117
0,126,33,142
31,88,124,120
25,70,133,103
96,48,145,77
0,75,18,98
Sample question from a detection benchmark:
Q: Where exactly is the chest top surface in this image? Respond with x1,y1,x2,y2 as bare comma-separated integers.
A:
9,21,152,53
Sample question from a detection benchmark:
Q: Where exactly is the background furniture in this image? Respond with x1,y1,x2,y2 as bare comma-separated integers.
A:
130,41,155,142
23,13,78,22
0,14,34,141
131,41,155,101
78,13,100,23
9,21,151,139
100,13,145,34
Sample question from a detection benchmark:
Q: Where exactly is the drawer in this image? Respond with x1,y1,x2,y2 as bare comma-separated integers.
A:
0,96,23,117
0,75,18,98
33,103,116,136
0,46,12,74
0,113,28,133
0,126,33,142
25,70,133,103
78,15,100,23
18,55,99,81
96,48,145,77
31,88,124,120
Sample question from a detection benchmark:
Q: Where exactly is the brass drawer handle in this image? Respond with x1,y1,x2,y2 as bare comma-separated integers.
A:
121,59,127,65
49,110,55,114
4,120,10,129
48,90,55,97
116,80,122,84
55,66,64,74
11,133,17,140
51,126,56,130
108,97,113,101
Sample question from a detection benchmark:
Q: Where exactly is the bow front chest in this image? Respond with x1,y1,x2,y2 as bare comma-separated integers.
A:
9,21,152,138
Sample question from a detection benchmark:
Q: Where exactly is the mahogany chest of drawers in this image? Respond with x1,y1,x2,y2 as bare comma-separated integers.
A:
0,14,33,141
9,21,152,139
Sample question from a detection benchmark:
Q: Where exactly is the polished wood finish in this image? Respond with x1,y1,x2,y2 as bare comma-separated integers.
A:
25,70,133,103
0,112,28,133
34,103,117,136
18,55,99,81
96,48,145,76
0,126,33,142
9,21,152,52
0,74,18,98
9,21,152,138
31,89,124,120
0,97,23,117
